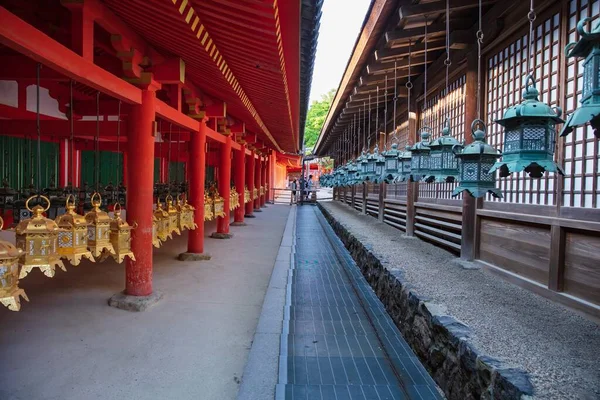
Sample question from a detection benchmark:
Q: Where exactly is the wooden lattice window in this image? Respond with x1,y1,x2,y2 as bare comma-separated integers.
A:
563,0,600,208
485,13,561,204
418,75,466,200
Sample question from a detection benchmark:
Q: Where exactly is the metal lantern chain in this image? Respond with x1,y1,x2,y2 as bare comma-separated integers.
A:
526,0,536,78
445,0,451,119
477,0,484,119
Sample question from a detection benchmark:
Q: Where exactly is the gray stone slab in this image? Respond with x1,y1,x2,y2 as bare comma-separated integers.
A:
108,290,164,312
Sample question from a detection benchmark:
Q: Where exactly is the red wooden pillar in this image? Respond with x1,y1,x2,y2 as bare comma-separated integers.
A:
233,144,245,224
213,135,232,238
260,157,267,207
245,150,255,217
74,148,81,187
254,154,261,211
179,120,209,260
125,88,156,297
58,138,69,187
269,150,276,203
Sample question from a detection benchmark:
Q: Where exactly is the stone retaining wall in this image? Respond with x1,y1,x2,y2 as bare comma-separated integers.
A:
318,203,534,400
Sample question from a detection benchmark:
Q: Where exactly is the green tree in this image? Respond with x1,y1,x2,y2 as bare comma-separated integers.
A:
304,89,335,150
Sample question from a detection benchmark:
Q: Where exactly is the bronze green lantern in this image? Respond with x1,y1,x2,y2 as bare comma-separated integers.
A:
372,145,386,183
490,75,564,178
346,160,359,186
383,143,401,183
397,146,412,182
364,149,378,182
410,127,432,182
453,120,502,198
426,119,460,183
357,150,369,182
561,18,600,139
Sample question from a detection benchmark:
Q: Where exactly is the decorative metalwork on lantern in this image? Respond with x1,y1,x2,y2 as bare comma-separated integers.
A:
373,145,386,183
211,186,226,218
426,119,461,183
152,216,162,248
561,18,600,139
15,195,66,278
358,150,369,182
204,193,214,221
410,127,432,181
398,146,412,182
244,186,252,204
382,143,400,183
177,196,197,231
165,195,181,237
346,161,359,186
103,203,136,263
364,149,379,182
252,187,258,200
84,192,116,259
55,195,95,266
0,216,28,311
260,186,265,197
490,75,564,178
230,187,240,211
453,120,503,198
153,200,171,242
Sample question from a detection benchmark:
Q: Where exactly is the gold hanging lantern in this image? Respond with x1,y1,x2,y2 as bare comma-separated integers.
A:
152,216,162,248
204,193,214,221
177,195,197,231
55,195,95,266
0,217,28,311
244,186,251,204
84,192,115,260
165,195,181,236
102,203,136,263
15,195,66,278
154,200,171,242
253,187,258,200
210,185,226,218
260,186,265,196
230,186,240,211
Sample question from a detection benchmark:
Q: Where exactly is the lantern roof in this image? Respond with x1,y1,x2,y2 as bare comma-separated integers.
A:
456,124,501,157
411,128,431,151
154,202,169,218
496,75,565,125
15,203,61,235
565,18,600,58
85,203,111,225
55,201,87,227
429,120,461,149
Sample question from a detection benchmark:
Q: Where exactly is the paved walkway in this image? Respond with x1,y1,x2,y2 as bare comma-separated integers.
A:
274,206,441,399
0,205,290,400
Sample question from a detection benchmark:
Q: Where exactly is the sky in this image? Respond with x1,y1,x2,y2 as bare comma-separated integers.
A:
309,0,372,104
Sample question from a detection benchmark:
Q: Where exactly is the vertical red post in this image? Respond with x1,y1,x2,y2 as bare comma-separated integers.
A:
214,135,232,237
59,138,69,187
269,150,276,203
74,148,81,187
233,144,246,224
260,157,267,207
178,121,210,260
245,151,255,217
125,89,156,297
254,154,261,211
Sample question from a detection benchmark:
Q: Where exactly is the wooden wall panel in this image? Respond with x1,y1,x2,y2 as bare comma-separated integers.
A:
564,231,600,305
479,219,550,285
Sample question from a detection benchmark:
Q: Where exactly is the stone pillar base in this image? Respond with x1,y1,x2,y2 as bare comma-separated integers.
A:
244,214,256,218
177,252,212,261
210,232,234,239
108,290,163,312
231,222,247,226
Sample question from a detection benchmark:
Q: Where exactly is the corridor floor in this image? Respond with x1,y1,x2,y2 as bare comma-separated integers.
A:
276,206,442,400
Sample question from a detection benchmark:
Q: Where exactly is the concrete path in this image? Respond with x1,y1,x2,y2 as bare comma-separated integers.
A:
0,205,290,400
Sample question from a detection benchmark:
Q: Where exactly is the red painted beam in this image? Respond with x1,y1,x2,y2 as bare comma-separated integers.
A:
155,99,198,132
0,119,128,137
0,7,141,104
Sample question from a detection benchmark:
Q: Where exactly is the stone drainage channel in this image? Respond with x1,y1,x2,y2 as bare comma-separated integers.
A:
275,206,442,399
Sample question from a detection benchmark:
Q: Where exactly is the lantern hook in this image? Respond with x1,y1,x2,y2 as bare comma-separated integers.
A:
90,192,102,207
25,194,50,213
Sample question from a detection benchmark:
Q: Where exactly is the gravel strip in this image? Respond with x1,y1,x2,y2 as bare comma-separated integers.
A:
321,201,600,400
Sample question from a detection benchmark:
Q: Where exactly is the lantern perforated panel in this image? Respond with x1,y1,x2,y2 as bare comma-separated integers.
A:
388,118,410,198
486,13,561,204
563,0,600,208
419,75,466,199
